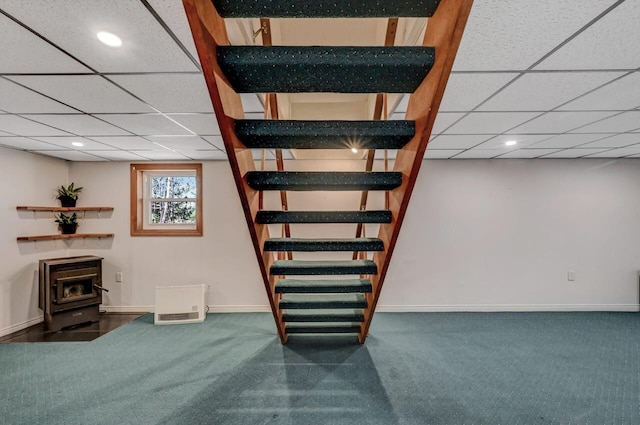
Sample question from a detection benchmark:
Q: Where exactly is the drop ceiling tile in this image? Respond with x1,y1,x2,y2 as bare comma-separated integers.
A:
453,150,503,159
374,150,397,160
33,150,107,161
179,150,228,160
498,149,561,158
393,95,409,113
241,94,265,113
454,0,616,71
424,149,463,159
8,76,154,113
585,147,640,158
0,115,71,136
558,73,640,111
0,79,77,113
580,134,640,149
0,12,90,73
87,136,157,150
541,148,609,158
86,150,149,161
22,114,129,136
244,112,265,120
202,136,226,151
128,150,191,160
167,114,220,135
528,134,612,149
0,0,198,72
0,136,62,151
474,134,549,149
144,135,213,150
444,112,539,134
571,112,640,133
536,1,640,70
441,73,517,111
93,114,192,136
252,150,276,160
478,72,623,111
508,111,618,134
108,74,213,113
432,113,465,134
31,136,116,150
427,135,492,149
146,0,199,60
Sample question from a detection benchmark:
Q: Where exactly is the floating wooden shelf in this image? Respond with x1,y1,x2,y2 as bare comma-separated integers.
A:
17,206,114,212
17,233,114,242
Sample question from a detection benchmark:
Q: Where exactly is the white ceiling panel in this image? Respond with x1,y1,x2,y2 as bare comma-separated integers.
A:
129,150,191,160
427,134,492,149
579,134,640,149
93,114,192,135
558,73,640,111
478,72,622,111
33,150,107,161
108,74,213,113
202,135,226,151
570,112,640,133
85,150,149,161
0,78,76,113
528,134,611,149
144,135,213,150
0,115,71,136
146,0,199,60
8,75,154,113
536,1,640,70
0,12,90,73
541,148,608,158
424,149,463,159
585,147,640,158
453,149,504,159
244,112,265,120
167,114,220,135
441,73,517,111
453,0,616,71
444,112,539,134
31,136,116,150
179,150,228,160
498,149,561,159
508,111,618,134
474,134,549,150
241,94,265,113
22,114,129,136
432,113,465,134
0,0,198,72
0,136,61,150
87,136,157,150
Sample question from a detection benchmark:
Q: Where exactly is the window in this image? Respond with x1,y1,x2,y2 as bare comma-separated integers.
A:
130,163,202,236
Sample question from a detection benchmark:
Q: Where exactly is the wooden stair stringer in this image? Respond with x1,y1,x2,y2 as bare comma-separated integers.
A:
183,0,287,343
359,0,474,343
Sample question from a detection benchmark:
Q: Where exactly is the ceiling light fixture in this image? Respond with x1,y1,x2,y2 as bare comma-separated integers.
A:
505,140,517,146
71,142,84,147
351,148,358,153
97,31,122,47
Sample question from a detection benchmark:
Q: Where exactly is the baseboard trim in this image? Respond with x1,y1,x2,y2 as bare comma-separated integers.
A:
0,315,43,338
100,305,152,313
99,305,273,313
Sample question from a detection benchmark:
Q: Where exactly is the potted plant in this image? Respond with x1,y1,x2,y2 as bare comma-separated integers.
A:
57,182,83,207
55,212,79,234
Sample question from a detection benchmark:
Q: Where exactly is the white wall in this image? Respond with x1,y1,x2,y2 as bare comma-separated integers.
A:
3,155,639,336
0,147,70,336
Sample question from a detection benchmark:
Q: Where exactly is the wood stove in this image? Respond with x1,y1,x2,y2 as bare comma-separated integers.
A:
39,256,107,331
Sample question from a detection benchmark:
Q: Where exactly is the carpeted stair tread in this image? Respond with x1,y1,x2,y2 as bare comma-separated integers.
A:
286,324,362,334
235,120,415,149
256,210,392,224
279,294,367,309
275,278,372,293
217,46,434,93
246,171,402,191
265,237,383,252
283,309,364,322
271,259,377,275
213,0,441,18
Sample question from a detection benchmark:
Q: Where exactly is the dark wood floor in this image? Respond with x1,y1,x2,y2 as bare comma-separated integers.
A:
0,313,145,343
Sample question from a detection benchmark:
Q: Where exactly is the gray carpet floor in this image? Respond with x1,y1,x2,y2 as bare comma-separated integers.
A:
0,312,638,425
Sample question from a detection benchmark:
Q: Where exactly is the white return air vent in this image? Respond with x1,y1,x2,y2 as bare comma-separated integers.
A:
155,284,206,325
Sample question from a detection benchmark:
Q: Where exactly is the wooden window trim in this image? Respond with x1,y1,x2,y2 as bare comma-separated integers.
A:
130,163,203,236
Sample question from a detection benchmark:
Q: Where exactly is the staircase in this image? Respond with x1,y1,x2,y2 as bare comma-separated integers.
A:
184,0,472,343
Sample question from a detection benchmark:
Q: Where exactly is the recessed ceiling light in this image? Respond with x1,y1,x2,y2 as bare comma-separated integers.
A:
71,142,84,147
351,148,358,153
505,140,517,146
97,31,122,47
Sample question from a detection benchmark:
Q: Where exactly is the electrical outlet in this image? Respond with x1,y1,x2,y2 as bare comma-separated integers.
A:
567,270,575,281
116,272,123,282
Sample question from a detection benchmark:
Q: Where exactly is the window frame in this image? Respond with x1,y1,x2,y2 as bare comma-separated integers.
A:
130,163,203,236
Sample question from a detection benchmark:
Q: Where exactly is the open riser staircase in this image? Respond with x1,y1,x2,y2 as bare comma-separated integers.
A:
184,0,472,343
